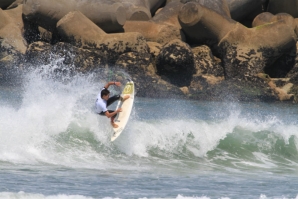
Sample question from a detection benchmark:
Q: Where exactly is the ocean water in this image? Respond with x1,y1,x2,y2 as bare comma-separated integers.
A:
1,64,298,199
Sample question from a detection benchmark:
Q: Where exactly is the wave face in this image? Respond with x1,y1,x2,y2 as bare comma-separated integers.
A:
1,64,298,174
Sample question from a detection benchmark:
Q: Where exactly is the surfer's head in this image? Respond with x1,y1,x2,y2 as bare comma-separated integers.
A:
101,88,110,99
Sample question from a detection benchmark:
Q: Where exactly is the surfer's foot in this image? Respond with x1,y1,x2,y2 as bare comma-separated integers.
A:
121,95,130,102
111,122,118,128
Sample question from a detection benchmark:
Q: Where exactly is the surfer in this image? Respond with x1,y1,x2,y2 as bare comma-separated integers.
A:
95,81,129,128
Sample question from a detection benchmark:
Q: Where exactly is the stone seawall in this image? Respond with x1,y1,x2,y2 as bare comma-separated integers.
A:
1,0,298,102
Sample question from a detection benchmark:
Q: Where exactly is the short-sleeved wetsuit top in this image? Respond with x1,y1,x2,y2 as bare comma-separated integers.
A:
95,88,107,114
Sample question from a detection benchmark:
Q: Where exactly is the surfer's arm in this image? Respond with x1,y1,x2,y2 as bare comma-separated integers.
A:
104,81,121,89
105,108,122,118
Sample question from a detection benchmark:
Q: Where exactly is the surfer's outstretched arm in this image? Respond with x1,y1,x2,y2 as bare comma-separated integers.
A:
104,81,121,89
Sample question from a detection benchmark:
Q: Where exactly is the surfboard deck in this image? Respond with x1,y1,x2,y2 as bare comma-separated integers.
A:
111,80,134,141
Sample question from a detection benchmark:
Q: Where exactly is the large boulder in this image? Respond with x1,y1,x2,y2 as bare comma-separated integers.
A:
188,74,281,102
192,45,224,77
188,45,225,99
25,41,107,73
156,39,196,87
115,52,184,98
257,73,294,101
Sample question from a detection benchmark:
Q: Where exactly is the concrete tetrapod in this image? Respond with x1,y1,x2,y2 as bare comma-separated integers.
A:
56,11,148,56
181,0,231,18
23,0,126,33
0,0,15,9
178,2,297,79
123,0,231,45
123,1,185,44
0,6,27,54
252,12,296,33
146,0,167,15
267,0,298,18
116,0,152,21
179,2,236,44
251,12,274,27
152,1,184,27
0,8,9,29
226,0,266,21
115,0,166,20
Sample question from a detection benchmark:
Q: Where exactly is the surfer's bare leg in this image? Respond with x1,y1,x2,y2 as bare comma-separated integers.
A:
111,121,118,128
111,117,118,128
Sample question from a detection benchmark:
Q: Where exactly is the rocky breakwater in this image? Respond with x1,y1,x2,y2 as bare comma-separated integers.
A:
2,0,298,102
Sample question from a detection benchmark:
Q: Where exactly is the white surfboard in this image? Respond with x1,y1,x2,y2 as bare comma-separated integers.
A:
111,80,134,141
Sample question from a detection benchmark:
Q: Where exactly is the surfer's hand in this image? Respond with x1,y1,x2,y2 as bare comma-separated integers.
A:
117,108,122,112
114,82,121,87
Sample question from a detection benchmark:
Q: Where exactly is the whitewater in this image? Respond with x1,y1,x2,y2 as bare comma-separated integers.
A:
1,61,298,198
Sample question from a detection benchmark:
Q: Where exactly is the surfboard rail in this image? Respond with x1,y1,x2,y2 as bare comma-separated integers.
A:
111,80,134,141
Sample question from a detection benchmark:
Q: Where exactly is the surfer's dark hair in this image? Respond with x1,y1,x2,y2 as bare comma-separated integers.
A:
101,88,110,98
